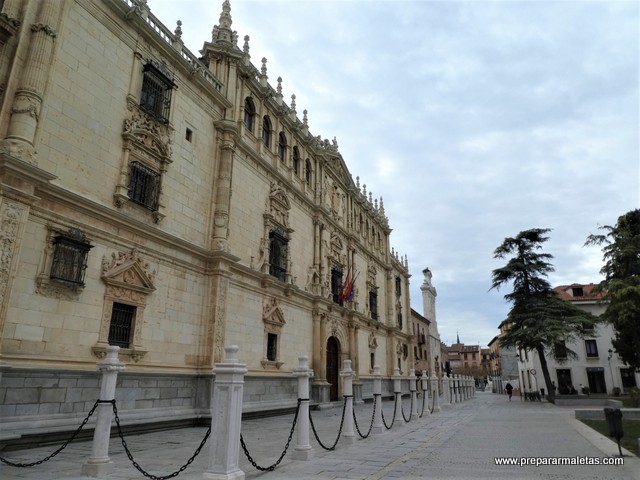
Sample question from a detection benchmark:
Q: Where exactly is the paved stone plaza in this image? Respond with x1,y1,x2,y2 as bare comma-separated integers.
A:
1,391,638,480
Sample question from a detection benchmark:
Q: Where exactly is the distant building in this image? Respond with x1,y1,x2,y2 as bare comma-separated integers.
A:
487,320,518,393
518,283,640,395
444,333,483,378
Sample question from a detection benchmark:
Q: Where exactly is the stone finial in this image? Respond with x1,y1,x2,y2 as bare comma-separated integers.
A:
291,94,296,111
356,176,360,190
379,197,385,215
369,192,373,204
374,198,378,210
363,184,367,197
174,20,182,39
215,0,233,45
243,35,250,54
303,109,308,126
261,57,268,76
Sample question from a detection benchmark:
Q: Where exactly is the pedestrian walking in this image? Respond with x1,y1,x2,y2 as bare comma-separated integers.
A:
505,382,513,401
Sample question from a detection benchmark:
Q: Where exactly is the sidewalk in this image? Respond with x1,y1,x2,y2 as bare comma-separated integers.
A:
1,391,638,480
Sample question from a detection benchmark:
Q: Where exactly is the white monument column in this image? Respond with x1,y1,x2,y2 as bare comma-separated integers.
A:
340,359,356,445
293,355,313,460
204,345,247,480
81,346,125,477
372,365,384,434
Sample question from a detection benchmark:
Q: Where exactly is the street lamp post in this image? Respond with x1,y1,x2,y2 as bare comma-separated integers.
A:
607,348,616,393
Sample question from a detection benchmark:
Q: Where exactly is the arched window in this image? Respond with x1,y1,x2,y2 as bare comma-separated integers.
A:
243,97,256,132
278,132,287,163
262,116,272,147
292,147,300,175
305,159,312,186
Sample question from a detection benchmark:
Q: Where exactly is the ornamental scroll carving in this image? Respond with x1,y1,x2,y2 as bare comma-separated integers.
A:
0,202,22,311
123,109,172,161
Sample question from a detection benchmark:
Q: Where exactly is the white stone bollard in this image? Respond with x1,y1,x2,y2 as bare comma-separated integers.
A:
204,345,247,480
392,368,405,426
81,346,125,477
293,355,313,460
340,359,356,445
442,375,451,408
431,370,441,413
372,365,384,435
409,369,419,417
421,370,430,416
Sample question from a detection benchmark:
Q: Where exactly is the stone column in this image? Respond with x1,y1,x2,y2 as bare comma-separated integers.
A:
392,368,404,426
211,126,236,252
431,369,441,413
81,346,125,477
293,355,313,460
409,369,418,417
204,345,247,480
340,359,355,445
421,370,430,416
372,365,384,435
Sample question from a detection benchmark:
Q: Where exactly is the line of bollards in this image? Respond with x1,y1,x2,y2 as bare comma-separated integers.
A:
37,345,475,479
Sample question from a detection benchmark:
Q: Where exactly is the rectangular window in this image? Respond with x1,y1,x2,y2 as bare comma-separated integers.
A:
395,276,401,296
370,352,375,370
369,289,378,320
331,267,343,304
128,161,160,210
49,231,91,285
267,333,278,361
585,339,599,358
268,227,288,282
108,302,136,348
555,341,568,359
140,62,174,123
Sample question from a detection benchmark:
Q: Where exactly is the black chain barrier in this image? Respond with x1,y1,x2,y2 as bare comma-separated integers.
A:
352,394,377,439
0,399,106,467
112,400,210,480
309,396,346,450
380,393,397,430
240,398,301,472
400,392,413,423
418,387,427,418
430,389,437,414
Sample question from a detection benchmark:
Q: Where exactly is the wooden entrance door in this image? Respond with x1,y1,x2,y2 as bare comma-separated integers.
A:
326,336,340,401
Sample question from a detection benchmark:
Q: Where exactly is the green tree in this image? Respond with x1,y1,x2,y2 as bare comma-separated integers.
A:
586,209,640,370
491,228,597,401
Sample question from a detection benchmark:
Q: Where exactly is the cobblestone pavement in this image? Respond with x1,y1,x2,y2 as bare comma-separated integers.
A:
1,391,638,480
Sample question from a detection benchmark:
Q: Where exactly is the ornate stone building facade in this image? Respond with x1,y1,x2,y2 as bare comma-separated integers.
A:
0,0,412,440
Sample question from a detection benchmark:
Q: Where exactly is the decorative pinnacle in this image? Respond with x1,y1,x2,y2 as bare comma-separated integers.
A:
277,76,282,95
243,35,250,54
303,109,308,126
291,94,296,111
213,0,233,45
261,57,267,76
356,176,360,190
174,20,182,39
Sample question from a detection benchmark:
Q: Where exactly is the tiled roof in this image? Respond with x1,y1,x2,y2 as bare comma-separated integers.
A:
553,283,606,302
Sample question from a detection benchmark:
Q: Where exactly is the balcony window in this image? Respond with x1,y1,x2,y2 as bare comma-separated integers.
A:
108,302,136,348
128,161,160,211
49,229,92,286
268,227,288,282
140,61,174,123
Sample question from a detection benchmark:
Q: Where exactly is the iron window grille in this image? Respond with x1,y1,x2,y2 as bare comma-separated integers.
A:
49,228,92,286
268,227,288,282
128,161,160,211
267,333,278,361
369,289,378,320
140,61,175,124
108,302,136,348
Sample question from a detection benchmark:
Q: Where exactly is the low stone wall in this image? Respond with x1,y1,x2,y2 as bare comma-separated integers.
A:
574,408,640,420
554,397,623,408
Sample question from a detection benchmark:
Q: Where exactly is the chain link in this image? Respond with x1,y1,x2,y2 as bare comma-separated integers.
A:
352,393,376,439
240,398,300,472
112,401,210,480
418,387,427,418
381,393,397,429
400,392,413,423
0,399,104,468
309,396,346,450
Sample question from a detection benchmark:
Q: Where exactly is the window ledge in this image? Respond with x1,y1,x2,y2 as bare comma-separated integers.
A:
261,360,284,370
35,274,83,300
92,344,148,363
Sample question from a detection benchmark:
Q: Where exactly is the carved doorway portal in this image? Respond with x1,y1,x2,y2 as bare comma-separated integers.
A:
326,336,340,401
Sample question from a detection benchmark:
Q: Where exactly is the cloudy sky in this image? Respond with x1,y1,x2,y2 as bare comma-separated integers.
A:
149,0,639,347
